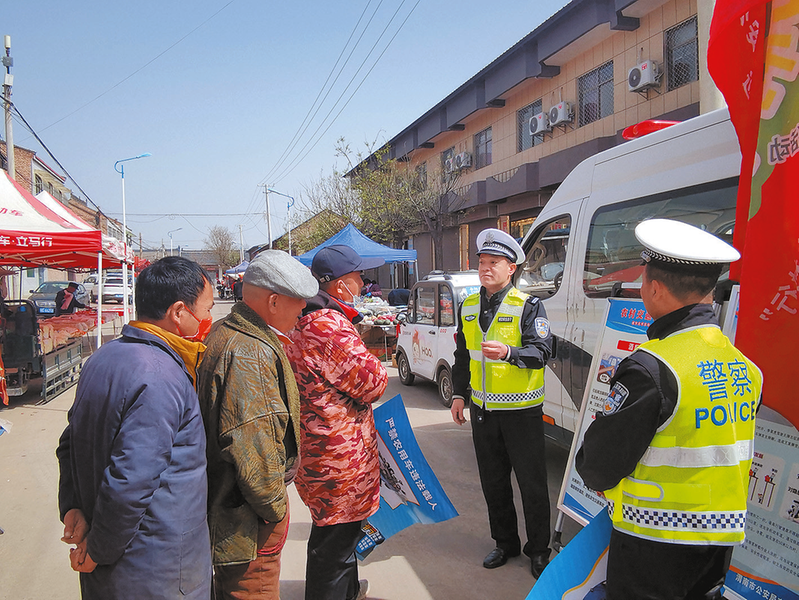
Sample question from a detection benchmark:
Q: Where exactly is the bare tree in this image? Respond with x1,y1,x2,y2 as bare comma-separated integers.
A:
205,225,238,268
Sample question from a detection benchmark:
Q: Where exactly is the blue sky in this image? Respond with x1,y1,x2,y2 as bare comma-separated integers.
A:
4,0,566,253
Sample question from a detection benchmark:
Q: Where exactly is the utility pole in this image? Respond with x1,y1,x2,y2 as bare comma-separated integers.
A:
238,224,244,263
3,36,15,181
263,185,273,248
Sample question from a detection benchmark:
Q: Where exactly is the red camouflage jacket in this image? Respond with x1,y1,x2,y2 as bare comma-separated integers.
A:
286,292,388,526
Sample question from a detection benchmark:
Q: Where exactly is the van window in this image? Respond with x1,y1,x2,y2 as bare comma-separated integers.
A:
439,286,455,327
412,285,437,325
583,179,738,298
518,216,571,299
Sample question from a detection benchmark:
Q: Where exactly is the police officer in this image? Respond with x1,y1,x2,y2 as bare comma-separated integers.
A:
576,219,763,599
451,228,553,578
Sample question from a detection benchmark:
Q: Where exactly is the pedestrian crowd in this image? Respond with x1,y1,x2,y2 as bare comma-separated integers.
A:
55,221,761,600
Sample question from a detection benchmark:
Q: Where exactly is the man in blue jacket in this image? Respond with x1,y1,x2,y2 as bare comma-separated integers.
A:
57,256,215,599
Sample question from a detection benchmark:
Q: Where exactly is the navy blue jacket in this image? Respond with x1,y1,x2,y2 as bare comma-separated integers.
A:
57,324,211,599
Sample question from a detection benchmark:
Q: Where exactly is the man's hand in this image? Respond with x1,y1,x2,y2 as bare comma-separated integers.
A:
481,341,509,361
70,541,98,573
61,508,89,545
451,396,467,425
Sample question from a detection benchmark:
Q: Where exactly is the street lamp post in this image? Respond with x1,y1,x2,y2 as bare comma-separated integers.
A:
168,228,183,256
114,153,151,324
267,189,295,255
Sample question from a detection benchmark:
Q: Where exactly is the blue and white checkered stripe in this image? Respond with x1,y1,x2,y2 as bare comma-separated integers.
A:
620,504,747,532
472,387,544,406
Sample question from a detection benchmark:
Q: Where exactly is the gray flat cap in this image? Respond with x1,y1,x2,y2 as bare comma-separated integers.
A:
243,250,319,299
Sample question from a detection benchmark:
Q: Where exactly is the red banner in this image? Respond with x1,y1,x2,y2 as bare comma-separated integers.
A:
708,0,799,428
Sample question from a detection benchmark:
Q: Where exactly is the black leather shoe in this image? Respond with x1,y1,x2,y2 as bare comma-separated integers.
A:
483,547,518,569
530,553,550,579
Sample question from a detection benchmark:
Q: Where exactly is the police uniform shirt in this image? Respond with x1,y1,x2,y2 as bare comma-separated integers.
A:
452,281,553,407
576,303,734,492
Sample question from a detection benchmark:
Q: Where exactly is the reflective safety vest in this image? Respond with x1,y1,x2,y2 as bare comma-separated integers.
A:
461,288,544,410
605,325,762,545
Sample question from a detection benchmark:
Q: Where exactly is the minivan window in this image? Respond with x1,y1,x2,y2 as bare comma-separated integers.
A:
411,285,436,325
519,216,571,299
583,179,738,298
439,286,455,327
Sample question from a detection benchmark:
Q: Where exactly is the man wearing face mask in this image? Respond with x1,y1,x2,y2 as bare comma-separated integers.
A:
285,245,388,600
56,256,214,599
197,250,318,600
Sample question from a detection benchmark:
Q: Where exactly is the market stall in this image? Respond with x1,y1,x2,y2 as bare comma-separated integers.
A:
297,224,417,362
0,172,127,401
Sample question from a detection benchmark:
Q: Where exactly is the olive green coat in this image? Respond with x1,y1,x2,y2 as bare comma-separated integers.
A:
197,302,301,565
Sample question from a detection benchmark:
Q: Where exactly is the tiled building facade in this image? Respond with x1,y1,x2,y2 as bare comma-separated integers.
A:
369,0,723,279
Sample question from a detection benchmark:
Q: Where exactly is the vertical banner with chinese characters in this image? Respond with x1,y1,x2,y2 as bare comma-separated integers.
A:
558,298,653,525
356,395,458,558
708,0,799,431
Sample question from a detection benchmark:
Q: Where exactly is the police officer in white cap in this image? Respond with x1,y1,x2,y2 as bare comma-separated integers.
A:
451,228,553,578
576,219,763,600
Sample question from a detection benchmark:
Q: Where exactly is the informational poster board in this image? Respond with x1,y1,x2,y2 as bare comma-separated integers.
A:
557,298,653,525
356,395,459,558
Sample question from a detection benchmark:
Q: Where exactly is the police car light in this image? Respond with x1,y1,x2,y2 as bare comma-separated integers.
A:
622,119,680,140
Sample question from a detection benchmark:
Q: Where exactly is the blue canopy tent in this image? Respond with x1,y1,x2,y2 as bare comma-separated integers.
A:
296,224,417,265
225,260,249,274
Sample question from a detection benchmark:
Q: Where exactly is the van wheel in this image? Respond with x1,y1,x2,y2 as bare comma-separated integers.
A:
397,352,415,385
437,366,453,408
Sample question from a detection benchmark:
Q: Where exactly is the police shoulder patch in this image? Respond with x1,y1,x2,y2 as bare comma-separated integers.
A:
603,382,630,415
534,317,550,338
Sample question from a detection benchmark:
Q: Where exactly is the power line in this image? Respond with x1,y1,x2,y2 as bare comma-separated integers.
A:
273,0,422,185
259,0,381,186
23,1,236,138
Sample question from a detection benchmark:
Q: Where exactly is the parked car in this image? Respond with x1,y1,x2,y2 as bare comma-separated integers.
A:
28,281,90,317
101,275,133,304
82,273,99,303
395,270,481,407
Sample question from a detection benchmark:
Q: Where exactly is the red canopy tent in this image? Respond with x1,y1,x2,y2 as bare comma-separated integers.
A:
0,171,127,270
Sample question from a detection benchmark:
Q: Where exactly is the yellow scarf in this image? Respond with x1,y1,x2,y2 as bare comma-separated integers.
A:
129,320,206,387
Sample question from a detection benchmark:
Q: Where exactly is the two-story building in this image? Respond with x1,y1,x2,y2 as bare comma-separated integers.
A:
360,0,723,279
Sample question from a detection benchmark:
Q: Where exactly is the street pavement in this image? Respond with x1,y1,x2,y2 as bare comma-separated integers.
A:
0,298,581,599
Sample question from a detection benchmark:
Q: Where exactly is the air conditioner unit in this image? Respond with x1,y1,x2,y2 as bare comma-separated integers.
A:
455,152,472,169
549,102,573,126
444,157,455,173
529,112,551,136
628,60,660,92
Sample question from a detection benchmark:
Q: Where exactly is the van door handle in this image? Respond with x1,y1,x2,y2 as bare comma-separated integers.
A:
430,330,436,335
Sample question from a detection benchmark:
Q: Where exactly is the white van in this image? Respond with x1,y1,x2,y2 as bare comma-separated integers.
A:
516,108,740,446
396,271,481,407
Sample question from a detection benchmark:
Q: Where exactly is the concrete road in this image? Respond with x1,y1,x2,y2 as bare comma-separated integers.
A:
0,298,582,599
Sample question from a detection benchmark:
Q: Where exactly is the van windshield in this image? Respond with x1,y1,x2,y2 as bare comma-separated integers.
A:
583,179,738,298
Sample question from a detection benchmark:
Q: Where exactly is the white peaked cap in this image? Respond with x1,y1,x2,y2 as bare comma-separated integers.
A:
635,219,741,265
476,228,526,265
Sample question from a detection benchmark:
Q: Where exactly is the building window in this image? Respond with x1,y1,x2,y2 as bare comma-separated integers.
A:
510,217,536,239
415,162,427,189
578,61,614,126
474,127,492,170
666,16,699,91
441,147,455,178
518,100,543,152
35,175,44,194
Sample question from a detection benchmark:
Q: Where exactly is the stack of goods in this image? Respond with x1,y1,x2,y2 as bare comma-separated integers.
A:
38,311,114,354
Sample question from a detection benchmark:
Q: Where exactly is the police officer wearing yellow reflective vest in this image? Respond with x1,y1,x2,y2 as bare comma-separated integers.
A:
451,228,553,578
576,219,763,600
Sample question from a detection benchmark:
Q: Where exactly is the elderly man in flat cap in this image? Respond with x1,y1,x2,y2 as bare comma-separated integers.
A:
197,250,318,600
451,227,554,578
576,219,763,600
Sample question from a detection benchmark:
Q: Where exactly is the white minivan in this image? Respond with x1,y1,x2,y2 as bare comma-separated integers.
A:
396,271,481,407
515,108,741,446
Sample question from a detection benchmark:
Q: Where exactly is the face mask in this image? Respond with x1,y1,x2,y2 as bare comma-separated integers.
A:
338,281,362,306
179,304,213,342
